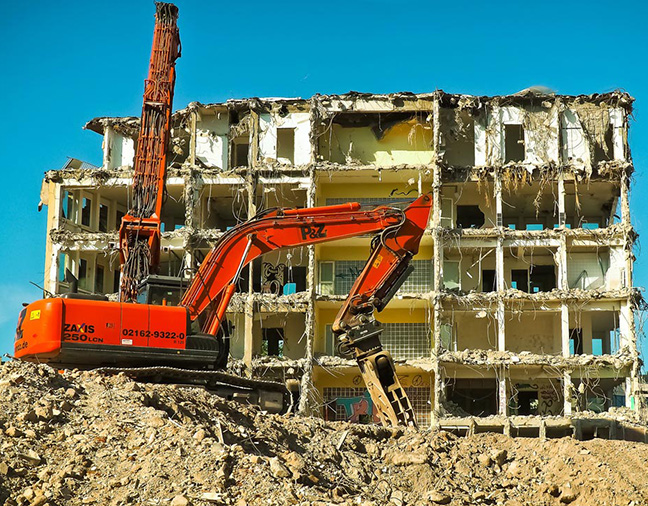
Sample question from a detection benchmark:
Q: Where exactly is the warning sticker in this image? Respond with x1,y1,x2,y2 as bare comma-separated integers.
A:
30,310,41,321
373,255,383,268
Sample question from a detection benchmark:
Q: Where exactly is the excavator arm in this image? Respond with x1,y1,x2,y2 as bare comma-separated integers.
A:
119,3,181,302
180,201,408,334
332,193,432,427
180,194,432,426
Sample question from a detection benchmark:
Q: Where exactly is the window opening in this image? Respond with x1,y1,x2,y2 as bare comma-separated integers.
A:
79,258,88,291
504,124,525,163
511,269,529,292
515,391,538,415
95,265,104,293
262,328,284,357
276,128,295,164
569,328,583,355
456,205,485,229
81,197,92,227
234,142,249,167
482,269,496,292
99,203,109,232
319,261,334,295
529,265,556,293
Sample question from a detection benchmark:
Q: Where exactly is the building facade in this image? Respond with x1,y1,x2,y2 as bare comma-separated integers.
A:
40,89,643,430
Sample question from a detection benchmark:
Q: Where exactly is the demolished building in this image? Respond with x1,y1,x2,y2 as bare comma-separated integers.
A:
39,89,645,432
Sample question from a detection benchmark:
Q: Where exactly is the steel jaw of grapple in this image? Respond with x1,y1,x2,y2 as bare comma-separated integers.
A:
339,320,417,428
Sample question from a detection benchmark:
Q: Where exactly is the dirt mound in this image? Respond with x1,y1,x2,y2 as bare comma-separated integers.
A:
1,360,647,506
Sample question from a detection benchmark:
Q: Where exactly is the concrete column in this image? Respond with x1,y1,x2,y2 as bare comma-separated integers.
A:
299,168,317,415
243,173,258,371
431,99,444,294
563,370,573,416
496,235,506,352
431,95,445,426
189,110,197,167
182,248,193,280
183,171,200,230
561,304,570,358
620,169,633,289
497,302,506,352
557,236,568,290
250,110,260,168
243,294,255,369
494,172,503,227
619,303,633,349
46,243,62,295
495,170,507,353
308,97,320,164
625,377,633,410
102,127,113,169
620,169,631,224
496,236,505,291
561,304,573,415
432,301,445,425
557,175,566,227
498,368,508,416
44,184,64,294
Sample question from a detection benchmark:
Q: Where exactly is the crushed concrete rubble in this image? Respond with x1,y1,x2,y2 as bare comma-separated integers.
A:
438,347,636,369
1,361,648,506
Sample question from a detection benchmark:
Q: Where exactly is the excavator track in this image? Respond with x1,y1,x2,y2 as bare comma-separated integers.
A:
92,365,294,414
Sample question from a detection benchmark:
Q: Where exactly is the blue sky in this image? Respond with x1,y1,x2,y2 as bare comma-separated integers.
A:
1,0,647,366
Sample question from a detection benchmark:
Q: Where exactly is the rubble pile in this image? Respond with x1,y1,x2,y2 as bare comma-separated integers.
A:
1,361,647,506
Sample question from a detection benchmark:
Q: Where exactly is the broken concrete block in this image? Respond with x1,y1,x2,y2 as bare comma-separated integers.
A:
170,495,191,506
18,450,42,466
269,457,291,478
428,491,451,504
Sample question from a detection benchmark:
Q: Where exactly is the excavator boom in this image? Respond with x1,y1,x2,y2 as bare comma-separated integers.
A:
119,3,181,302
181,202,404,334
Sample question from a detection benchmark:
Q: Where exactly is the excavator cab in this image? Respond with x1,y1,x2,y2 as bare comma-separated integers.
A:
137,275,185,306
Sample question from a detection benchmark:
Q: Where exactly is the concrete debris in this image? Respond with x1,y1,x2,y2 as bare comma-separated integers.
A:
2,360,648,506
438,347,636,370
439,287,641,305
441,221,634,241
85,116,140,138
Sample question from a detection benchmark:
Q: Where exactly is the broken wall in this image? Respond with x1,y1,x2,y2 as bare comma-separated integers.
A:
195,110,229,169
259,112,310,165
317,113,434,166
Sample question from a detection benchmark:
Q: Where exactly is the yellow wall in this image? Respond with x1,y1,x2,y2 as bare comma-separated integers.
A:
318,244,433,262
313,366,433,390
318,120,434,166
314,306,430,354
317,182,418,202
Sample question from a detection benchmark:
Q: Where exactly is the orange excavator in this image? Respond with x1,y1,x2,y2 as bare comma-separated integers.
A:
13,3,433,427
16,194,432,425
